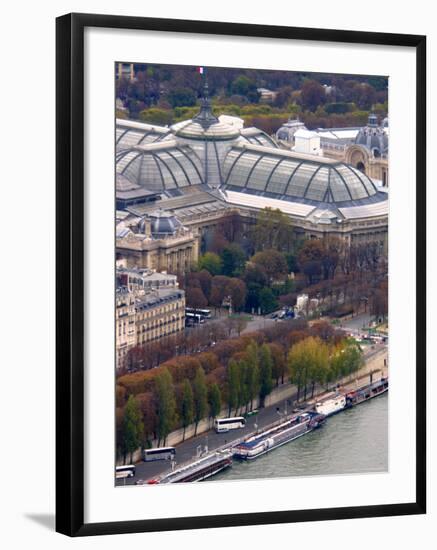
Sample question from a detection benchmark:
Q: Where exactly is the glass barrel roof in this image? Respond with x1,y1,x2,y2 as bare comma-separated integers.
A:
223,145,378,204
116,142,204,192
116,119,171,152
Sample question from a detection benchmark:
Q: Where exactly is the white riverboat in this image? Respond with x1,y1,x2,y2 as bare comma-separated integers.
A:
233,412,325,461
314,393,346,416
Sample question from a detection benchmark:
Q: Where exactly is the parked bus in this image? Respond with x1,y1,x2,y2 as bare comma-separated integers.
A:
185,307,212,319
143,447,176,462
214,416,246,433
115,464,136,478
185,312,204,325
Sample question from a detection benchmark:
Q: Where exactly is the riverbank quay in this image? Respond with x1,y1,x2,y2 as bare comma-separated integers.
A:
116,344,387,485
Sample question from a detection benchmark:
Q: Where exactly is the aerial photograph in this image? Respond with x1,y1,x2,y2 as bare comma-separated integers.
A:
114,62,389,486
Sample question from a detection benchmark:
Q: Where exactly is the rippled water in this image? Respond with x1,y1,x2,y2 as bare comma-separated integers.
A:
213,393,388,481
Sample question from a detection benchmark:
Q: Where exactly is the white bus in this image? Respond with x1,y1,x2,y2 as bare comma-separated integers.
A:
185,312,205,325
115,464,136,478
143,446,176,462
185,307,212,319
214,417,246,433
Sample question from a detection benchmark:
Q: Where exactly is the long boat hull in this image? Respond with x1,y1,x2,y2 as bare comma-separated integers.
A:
233,412,325,461
345,378,389,408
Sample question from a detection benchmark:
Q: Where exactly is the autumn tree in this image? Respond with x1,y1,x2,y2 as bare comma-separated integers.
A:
273,85,295,108
298,239,324,284
251,249,288,283
300,80,326,112
196,269,213,301
185,286,208,309
227,278,247,312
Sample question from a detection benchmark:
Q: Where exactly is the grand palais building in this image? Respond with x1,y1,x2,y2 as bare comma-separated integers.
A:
115,85,388,272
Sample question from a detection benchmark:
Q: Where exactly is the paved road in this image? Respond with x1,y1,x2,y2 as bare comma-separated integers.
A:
117,342,387,486
339,313,374,332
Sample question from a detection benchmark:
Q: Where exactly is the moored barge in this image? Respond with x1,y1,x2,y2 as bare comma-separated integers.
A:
147,451,232,484
233,412,325,461
345,377,388,407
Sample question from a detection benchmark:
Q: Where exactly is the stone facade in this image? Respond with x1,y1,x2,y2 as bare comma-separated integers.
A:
116,287,137,367
115,285,186,369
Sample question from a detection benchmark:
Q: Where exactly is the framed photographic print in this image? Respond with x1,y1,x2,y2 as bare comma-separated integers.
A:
56,13,426,536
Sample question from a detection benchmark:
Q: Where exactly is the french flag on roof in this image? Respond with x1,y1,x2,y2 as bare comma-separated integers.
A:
197,67,205,74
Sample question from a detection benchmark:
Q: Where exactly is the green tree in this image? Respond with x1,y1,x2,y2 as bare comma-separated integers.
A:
258,344,273,407
288,337,330,401
121,395,144,463
208,383,222,420
227,359,241,415
180,379,194,441
221,244,246,277
231,75,259,102
259,287,278,314
269,342,287,386
167,87,197,108
139,108,173,125
198,252,222,276
252,208,295,252
330,340,364,382
155,368,177,446
244,341,260,410
192,367,208,435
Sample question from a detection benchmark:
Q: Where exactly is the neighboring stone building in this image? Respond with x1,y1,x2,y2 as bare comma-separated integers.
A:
275,118,307,143
116,266,179,293
116,281,186,369
276,113,389,186
116,286,137,368
134,288,185,348
116,209,199,273
343,114,389,186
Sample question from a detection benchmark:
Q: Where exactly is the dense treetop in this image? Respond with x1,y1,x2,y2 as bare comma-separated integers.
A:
116,64,388,131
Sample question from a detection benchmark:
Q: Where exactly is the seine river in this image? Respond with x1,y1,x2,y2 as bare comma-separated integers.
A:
213,393,388,481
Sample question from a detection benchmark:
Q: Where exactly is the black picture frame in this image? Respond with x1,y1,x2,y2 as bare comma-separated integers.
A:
56,12,426,537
